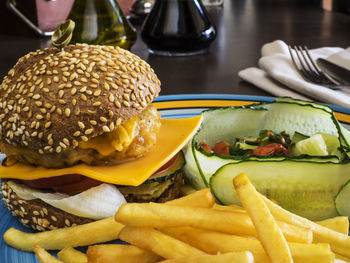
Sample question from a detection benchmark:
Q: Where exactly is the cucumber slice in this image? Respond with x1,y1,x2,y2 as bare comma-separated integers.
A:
335,179,350,217
145,151,185,184
210,161,350,220
291,131,309,144
292,134,328,156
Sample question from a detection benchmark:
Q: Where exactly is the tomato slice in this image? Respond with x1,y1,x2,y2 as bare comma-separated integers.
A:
250,143,290,156
20,174,83,189
52,177,103,195
20,174,102,195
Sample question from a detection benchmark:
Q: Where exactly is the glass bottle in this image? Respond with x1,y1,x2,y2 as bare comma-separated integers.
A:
68,0,137,50
141,0,216,56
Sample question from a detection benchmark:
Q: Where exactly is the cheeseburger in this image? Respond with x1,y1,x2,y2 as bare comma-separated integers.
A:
0,44,184,231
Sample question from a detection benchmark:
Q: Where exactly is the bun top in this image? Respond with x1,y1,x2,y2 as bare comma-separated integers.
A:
0,44,161,154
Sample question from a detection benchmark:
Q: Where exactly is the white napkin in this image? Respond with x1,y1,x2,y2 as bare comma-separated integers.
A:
239,40,350,108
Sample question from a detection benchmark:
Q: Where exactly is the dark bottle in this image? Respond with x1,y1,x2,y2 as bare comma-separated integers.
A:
141,0,216,56
68,0,137,50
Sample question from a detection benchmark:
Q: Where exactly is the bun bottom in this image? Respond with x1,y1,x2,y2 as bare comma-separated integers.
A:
1,174,183,231
1,179,93,231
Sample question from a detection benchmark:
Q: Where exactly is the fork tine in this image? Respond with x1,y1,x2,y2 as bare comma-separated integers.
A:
303,46,341,85
288,45,310,81
298,46,318,77
293,46,317,82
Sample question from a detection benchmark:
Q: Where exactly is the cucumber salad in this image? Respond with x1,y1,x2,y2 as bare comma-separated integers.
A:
183,97,350,220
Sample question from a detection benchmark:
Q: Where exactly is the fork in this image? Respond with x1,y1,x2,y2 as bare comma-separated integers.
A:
288,45,346,90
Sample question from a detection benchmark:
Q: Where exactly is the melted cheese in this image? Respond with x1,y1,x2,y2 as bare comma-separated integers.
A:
0,116,202,186
79,116,139,156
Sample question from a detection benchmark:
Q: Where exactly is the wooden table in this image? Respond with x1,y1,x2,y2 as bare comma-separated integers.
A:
1,0,350,97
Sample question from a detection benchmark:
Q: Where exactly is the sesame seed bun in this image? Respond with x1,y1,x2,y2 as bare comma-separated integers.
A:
0,44,160,156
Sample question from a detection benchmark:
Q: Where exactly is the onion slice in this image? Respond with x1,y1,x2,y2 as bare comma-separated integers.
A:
7,181,126,220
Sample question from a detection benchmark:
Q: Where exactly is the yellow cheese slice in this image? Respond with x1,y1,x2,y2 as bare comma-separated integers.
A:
0,116,203,186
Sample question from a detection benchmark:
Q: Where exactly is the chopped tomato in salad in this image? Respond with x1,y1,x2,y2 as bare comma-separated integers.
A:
249,143,290,156
199,130,293,157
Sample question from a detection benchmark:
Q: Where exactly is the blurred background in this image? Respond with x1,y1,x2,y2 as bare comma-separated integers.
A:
0,0,349,96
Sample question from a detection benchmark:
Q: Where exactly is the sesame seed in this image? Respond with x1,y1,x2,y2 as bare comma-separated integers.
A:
81,135,88,141
73,131,80,137
93,101,101,107
65,108,71,117
59,142,67,149
114,101,121,108
56,146,62,153
93,90,101,96
91,72,100,79
110,122,115,131
103,82,110,90
100,116,107,122
110,83,118,90
123,101,131,107
78,121,85,129
102,125,110,132
45,122,52,128
36,114,43,120
85,128,93,135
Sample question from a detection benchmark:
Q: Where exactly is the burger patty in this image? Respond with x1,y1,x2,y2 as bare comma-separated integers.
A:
0,105,161,168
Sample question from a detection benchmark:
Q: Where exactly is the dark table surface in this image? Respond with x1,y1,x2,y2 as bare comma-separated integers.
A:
1,0,350,97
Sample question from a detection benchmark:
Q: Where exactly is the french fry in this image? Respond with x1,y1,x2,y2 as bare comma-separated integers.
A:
161,226,269,263
86,244,162,263
3,217,124,251
118,226,206,259
233,173,293,263
34,245,63,263
115,202,312,243
57,247,87,263
317,217,349,235
289,242,334,263
261,193,350,258
157,251,254,263
213,203,245,212
167,188,215,208
163,226,334,263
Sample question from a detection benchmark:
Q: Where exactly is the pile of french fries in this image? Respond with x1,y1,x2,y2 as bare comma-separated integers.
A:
3,172,350,263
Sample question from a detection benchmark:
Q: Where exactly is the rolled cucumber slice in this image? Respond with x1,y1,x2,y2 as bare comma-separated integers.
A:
335,179,350,217
210,161,350,221
184,98,350,188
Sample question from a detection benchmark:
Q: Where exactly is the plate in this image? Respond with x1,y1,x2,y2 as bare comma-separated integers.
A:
1,94,350,262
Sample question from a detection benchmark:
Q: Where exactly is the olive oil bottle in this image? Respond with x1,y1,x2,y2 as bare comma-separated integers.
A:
68,0,137,50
